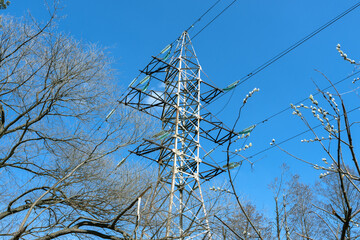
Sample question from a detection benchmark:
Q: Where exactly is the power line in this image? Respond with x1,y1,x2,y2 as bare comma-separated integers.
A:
247,104,360,161
222,70,360,166
212,70,360,152
167,0,224,47
212,1,360,115
192,0,239,39
186,0,222,33
254,69,360,126
224,70,360,163
235,1,360,87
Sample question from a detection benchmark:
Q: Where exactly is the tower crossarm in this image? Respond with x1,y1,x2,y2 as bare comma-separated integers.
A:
200,81,224,105
128,136,226,180
119,86,165,120
199,112,238,145
139,53,179,78
119,82,224,120
120,89,238,147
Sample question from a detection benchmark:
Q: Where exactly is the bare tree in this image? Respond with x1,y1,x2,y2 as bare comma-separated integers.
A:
217,44,360,240
0,10,157,240
269,166,331,240
315,168,360,240
270,44,360,240
221,201,271,240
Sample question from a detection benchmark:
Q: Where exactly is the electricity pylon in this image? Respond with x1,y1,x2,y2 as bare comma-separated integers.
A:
119,31,239,239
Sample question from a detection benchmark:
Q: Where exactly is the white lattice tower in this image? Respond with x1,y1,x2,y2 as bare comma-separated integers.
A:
119,30,239,239
161,31,212,239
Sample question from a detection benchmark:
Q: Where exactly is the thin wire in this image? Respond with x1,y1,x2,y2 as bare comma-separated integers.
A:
192,0,239,40
221,70,360,164
235,1,360,87
186,0,222,33
247,105,360,161
213,1,360,115
214,89,235,116
203,70,360,165
254,70,360,126
169,0,224,47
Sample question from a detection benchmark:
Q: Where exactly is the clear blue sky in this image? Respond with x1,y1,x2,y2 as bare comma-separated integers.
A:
6,0,360,213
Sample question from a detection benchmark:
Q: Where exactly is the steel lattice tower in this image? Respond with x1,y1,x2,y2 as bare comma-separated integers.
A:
119,31,240,239
162,32,210,238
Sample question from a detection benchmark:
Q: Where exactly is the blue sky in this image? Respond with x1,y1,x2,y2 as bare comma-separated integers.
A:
6,0,360,213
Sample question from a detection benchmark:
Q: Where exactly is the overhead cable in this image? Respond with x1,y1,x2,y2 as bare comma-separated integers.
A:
213,1,360,115
235,1,360,88
247,104,360,161
255,69,360,126
186,0,222,33
192,0,239,39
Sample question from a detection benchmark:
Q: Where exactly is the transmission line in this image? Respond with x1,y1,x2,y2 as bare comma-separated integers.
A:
247,104,360,161
254,69,360,126
235,1,360,87
186,0,222,33
220,70,360,168
212,1,360,114
192,0,239,39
